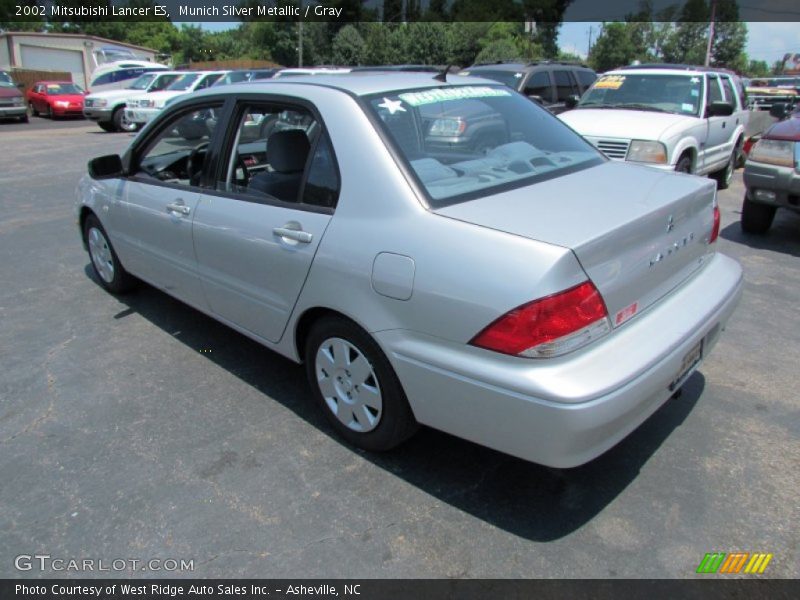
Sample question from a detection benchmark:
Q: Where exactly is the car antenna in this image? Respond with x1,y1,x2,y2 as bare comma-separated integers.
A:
433,65,451,83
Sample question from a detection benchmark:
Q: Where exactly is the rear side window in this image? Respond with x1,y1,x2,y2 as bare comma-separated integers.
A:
554,70,578,101
523,71,553,102
302,133,340,208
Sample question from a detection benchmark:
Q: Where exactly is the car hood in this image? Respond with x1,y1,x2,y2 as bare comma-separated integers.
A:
436,161,717,324
0,85,22,99
763,116,800,142
560,108,699,141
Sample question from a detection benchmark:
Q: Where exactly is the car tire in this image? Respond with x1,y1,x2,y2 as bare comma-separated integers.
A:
111,108,125,132
304,316,418,452
98,121,115,133
741,195,776,234
29,102,38,117
83,215,136,294
19,113,28,123
44,104,52,119
712,150,736,190
118,108,138,132
675,154,692,173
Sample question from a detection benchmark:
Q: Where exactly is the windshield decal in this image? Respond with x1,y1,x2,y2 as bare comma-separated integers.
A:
681,103,695,112
378,97,406,114
399,86,511,107
594,75,625,90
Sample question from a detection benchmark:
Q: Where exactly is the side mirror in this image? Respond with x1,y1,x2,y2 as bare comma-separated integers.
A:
769,102,788,120
707,101,734,117
564,94,580,109
88,154,125,180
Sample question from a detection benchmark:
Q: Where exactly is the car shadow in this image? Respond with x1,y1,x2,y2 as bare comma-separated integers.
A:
85,265,704,542
720,207,800,257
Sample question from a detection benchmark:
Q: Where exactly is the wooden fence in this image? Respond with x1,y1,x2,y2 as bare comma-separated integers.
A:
10,69,73,94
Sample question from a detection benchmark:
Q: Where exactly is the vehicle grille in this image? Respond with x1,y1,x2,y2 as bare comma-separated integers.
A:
594,139,630,160
0,99,14,106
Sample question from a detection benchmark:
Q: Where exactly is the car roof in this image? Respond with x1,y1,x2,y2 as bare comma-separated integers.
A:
216,72,503,97
617,64,739,77
466,61,592,71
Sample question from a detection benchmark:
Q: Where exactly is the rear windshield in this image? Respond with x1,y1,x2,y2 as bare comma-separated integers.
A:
167,74,200,91
365,85,603,206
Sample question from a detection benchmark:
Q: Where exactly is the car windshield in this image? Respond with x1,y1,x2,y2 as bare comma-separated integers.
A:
128,74,156,90
0,72,14,87
461,70,524,89
166,74,200,91
46,83,83,95
214,72,250,86
365,85,603,206
579,73,704,116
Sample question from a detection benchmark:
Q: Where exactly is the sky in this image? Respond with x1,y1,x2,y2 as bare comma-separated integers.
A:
195,21,800,65
558,22,799,63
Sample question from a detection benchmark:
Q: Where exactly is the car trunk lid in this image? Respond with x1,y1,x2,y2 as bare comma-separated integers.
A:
436,161,717,326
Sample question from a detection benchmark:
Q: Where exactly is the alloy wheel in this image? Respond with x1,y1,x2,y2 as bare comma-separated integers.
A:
87,226,115,283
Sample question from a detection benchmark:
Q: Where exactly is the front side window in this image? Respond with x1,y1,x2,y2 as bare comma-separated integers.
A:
576,69,597,90
218,103,338,208
523,71,553,101
579,73,704,116
707,75,723,105
721,76,739,109
366,85,603,206
134,104,221,188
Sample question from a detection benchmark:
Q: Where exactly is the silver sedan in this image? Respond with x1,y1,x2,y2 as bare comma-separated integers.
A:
76,74,743,468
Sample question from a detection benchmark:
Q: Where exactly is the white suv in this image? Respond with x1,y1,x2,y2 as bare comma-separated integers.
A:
84,71,182,132
124,71,227,127
560,65,749,189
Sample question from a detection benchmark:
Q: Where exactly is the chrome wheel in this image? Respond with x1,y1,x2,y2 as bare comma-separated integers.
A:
87,226,115,283
315,337,382,433
120,111,137,132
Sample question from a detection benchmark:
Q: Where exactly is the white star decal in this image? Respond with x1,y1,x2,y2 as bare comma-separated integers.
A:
378,97,406,115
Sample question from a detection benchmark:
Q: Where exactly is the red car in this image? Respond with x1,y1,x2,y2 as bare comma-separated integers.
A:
26,81,85,118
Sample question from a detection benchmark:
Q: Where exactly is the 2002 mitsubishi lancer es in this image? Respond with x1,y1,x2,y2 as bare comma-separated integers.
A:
76,73,743,468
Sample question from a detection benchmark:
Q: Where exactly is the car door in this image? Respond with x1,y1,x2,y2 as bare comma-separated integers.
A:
117,100,224,308
720,74,745,145
191,101,338,343
30,85,44,112
703,74,729,172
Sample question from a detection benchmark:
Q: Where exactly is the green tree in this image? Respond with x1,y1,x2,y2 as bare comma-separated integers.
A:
331,24,366,66
445,22,490,67
474,38,522,64
745,60,770,78
588,23,638,72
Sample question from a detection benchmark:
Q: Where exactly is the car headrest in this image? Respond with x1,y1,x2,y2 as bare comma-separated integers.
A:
267,130,310,173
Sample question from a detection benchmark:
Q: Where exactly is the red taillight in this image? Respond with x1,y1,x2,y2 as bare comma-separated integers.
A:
470,281,610,358
710,205,721,244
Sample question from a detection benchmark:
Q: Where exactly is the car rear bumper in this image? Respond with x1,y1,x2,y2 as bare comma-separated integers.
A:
0,105,26,117
743,160,800,211
83,107,113,121
377,252,743,468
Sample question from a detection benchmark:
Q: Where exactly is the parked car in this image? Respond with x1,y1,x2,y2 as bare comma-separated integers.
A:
459,60,597,114
0,70,27,122
124,71,227,127
741,102,800,234
26,81,85,118
746,78,798,111
212,69,278,86
84,71,183,132
76,74,742,468
559,64,749,190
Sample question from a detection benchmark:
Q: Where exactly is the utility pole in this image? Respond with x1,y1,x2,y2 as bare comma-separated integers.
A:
587,25,593,56
704,0,717,67
298,0,304,67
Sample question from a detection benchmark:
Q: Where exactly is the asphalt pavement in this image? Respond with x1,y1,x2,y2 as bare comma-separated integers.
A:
0,116,798,578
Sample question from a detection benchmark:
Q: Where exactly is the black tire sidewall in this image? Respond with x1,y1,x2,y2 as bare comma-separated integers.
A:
304,317,417,452
676,155,692,173
741,195,776,234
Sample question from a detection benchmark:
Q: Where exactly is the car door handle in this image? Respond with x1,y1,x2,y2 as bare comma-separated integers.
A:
166,201,190,216
273,226,312,244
